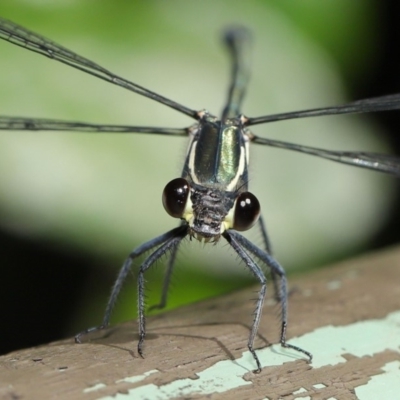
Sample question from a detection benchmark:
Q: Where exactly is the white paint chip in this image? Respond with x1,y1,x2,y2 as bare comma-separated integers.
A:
98,311,400,400
83,383,107,393
293,387,307,394
312,383,326,389
116,369,159,384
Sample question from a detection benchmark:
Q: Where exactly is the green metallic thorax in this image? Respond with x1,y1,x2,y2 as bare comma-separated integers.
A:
182,112,249,192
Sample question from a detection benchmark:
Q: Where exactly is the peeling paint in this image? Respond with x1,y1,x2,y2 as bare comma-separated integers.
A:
295,311,400,369
83,383,107,393
98,311,400,400
293,387,307,394
293,386,310,400
355,360,400,399
82,370,160,394
312,383,326,389
116,370,159,384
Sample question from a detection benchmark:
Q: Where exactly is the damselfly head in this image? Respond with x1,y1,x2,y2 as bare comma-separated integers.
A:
162,177,261,243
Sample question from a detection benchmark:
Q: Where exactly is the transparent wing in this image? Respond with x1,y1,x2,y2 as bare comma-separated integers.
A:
0,17,197,119
247,94,400,125
251,135,400,176
0,116,188,136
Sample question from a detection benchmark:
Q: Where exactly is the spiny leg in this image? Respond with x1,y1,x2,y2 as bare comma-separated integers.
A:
228,231,312,364
137,230,186,358
148,223,184,312
258,214,280,301
75,226,186,343
258,214,272,254
224,231,267,373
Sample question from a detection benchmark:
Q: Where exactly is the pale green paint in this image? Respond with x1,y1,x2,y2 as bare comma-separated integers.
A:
83,370,158,394
292,311,400,369
293,387,308,394
116,370,159,384
355,361,400,400
293,387,311,400
83,383,106,393
98,357,253,400
313,383,326,389
97,311,400,399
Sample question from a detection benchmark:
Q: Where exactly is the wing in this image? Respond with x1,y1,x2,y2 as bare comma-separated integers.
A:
0,116,188,136
251,135,400,176
246,94,400,125
0,17,197,119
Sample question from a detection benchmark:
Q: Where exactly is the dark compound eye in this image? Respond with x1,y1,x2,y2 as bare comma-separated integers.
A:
162,178,190,218
233,192,260,231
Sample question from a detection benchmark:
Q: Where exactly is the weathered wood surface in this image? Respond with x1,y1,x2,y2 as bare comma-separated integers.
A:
1,246,400,400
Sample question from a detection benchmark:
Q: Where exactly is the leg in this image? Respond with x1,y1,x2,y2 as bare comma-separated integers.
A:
258,214,280,301
148,242,180,311
258,214,272,254
224,231,267,373
227,231,312,369
75,225,187,343
137,230,186,357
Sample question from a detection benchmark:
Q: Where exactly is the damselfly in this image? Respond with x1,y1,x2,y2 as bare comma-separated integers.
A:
0,17,399,373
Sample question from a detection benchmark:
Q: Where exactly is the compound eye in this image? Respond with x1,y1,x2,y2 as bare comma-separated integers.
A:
162,178,190,218
233,192,260,231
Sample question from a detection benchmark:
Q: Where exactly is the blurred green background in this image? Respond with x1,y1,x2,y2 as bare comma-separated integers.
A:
0,0,399,354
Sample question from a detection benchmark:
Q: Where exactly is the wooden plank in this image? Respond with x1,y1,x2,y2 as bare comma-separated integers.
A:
1,246,400,400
